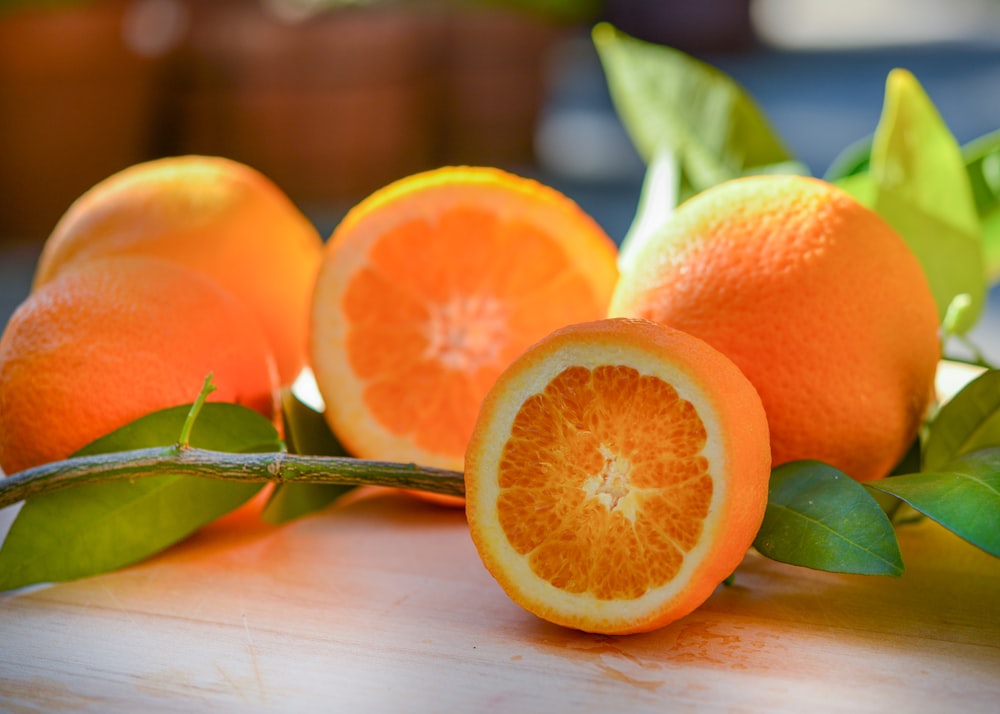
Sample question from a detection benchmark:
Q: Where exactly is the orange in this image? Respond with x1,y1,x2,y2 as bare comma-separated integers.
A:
465,318,771,635
32,155,324,385
0,256,279,476
309,166,619,480
610,174,941,482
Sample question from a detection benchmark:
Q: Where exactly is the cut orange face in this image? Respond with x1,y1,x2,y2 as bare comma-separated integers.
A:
465,318,771,634
309,167,619,478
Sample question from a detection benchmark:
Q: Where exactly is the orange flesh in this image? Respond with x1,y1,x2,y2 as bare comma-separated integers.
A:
495,365,713,601
342,206,603,456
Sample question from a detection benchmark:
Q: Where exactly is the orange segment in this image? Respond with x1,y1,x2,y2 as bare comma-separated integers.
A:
465,318,771,635
309,167,619,475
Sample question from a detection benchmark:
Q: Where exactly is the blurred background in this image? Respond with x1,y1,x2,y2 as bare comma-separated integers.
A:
2,0,999,358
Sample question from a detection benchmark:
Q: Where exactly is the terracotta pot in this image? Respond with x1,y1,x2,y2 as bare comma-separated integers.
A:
0,0,166,241
440,5,567,168
174,0,441,211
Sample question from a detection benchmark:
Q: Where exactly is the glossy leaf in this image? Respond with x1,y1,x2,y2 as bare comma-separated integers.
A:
866,68,985,334
923,369,1000,472
0,403,281,591
592,22,799,194
261,387,355,525
753,461,903,576
963,129,1000,283
868,448,1000,557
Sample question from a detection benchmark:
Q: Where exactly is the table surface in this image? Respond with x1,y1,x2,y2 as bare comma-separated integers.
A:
1,476,998,713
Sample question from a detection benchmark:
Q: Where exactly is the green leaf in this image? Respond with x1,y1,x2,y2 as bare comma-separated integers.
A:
824,134,872,183
753,461,904,576
963,129,1000,284
261,387,355,525
866,68,985,335
923,369,1000,472
592,23,799,194
618,147,681,276
0,403,282,591
868,448,1000,557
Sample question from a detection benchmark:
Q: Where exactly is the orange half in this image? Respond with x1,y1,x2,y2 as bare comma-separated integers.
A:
465,318,771,634
309,167,619,474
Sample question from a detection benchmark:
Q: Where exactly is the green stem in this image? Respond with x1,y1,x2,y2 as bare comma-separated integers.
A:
178,373,216,448
0,447,466,510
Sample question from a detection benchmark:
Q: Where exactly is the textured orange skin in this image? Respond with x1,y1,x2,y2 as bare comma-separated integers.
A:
309,166,619,487
0,256,279,476
465,318,771,635
610,175,941,482
32,155,323,385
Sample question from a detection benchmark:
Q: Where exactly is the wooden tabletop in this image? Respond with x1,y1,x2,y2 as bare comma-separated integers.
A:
1,481,998,713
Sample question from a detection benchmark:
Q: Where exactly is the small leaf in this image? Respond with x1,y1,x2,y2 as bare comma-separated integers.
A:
618,147,681,276
0,403,281,591
261,387,355,525
753,461,903,576
592,23,798,194
923,368,1000,472
963,128,1000,283
867,68,985,335
868,448,1000,557
824,134,872,182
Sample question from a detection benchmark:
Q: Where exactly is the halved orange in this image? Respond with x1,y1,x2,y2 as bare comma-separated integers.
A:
309,167,619,480
465,318,771,634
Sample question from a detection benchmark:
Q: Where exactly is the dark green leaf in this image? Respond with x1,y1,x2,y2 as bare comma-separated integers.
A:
592,23,799,194
865,69,985,335
753,461,903,576
261,387,355,525
868,448,1000,557
0,403,281,591
963,129,1000,283
923,368,1000,472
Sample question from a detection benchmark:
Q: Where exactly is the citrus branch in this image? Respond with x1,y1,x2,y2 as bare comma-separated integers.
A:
0,448,466,510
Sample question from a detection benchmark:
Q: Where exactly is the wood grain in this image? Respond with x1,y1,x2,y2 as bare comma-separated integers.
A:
1,485,997,713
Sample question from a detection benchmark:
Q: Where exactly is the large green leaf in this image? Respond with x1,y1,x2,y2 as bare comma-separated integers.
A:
866,68,985,335
868,448,1000,557
0,403,281,591
753,461,903,576
922,369,1000,472
592,23,799,194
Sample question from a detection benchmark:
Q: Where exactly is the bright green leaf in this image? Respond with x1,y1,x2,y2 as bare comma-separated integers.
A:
0,403,281,591
261,387,355,525
868,448,1000,557
867,68,985,334
753,461,903,576
592,23,799,194
923,369,1000,472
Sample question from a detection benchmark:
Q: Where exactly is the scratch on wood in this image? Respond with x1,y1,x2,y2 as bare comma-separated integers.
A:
243,611,267,703
102,586,139,629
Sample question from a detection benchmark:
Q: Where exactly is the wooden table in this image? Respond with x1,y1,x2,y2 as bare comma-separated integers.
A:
1,481,997,713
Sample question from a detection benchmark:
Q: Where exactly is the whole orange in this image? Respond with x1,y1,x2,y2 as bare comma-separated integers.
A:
32,155,324,385
610,175,941,482
0,256,279,475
